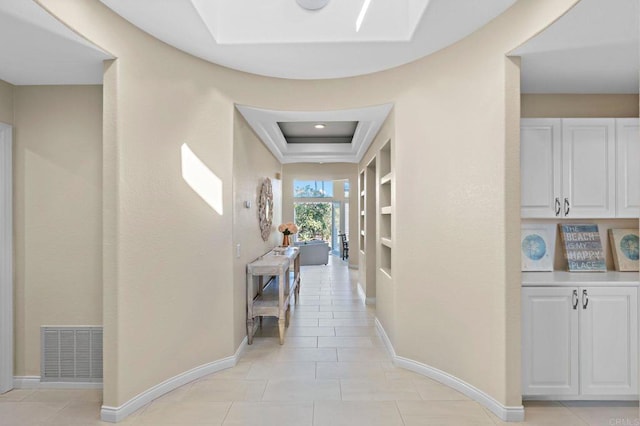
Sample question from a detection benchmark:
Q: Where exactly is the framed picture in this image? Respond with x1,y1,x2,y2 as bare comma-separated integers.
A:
521,224,556,271
609,229,639,272
559,224,606,272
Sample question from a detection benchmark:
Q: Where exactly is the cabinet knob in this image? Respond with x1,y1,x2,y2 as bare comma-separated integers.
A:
564,198,570,216
572,289,579,310
582,289,589,309
555,198,561,217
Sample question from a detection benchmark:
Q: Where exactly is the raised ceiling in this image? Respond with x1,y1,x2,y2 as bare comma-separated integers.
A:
237,104,392,164
98,0,517,79
278,121,358,145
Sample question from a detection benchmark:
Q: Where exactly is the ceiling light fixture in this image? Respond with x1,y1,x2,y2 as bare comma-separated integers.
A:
356,0,372,32
314,124,326,129
296,0,330,11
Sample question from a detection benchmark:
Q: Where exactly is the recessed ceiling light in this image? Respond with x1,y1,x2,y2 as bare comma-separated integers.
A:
314,124,326,129
296,0,330,11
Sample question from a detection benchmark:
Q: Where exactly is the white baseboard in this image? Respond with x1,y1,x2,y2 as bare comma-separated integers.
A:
14,376,103,390
357,284,366,305
101,337,248,423
374,318,524,422
356,284,376,305
374,318,396,358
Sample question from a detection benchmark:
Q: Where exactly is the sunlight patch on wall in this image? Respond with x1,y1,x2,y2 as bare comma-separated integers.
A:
181,143,223,215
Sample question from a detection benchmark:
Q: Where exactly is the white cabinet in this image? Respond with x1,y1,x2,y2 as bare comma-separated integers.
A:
616,119,640,218
580,287,638,396
521,119,562,218
561,119,616,218
521,118,632,218
521,287,579,396
522,285,638,398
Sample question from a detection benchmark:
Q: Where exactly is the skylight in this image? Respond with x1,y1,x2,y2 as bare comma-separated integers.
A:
190,0,431,44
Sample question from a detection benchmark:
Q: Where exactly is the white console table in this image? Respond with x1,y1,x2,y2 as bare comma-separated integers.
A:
246,247,300,344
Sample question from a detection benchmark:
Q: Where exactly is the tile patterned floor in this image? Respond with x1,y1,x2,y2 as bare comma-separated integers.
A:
1,256,638,425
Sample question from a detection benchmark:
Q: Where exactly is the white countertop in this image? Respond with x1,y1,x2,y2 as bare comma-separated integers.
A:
522,271,639,287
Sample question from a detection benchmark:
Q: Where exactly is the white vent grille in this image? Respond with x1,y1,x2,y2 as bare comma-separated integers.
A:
41,327,103,382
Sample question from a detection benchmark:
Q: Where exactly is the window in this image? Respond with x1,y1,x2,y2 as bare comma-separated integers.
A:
293,180,334,198
344,181,350,198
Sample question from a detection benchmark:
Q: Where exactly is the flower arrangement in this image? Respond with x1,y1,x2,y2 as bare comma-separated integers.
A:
278,222,299,235
278,222,299,246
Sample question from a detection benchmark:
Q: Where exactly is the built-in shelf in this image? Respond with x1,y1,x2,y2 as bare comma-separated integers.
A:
361,210,365,216
360,190,365,196
360,230,365,236
380,172,392,185
380,267,392,279
378,140,392,279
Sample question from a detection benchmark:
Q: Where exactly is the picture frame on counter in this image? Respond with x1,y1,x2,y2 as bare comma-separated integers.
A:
559,224,606,272
521,224,556,272
609,228,640,272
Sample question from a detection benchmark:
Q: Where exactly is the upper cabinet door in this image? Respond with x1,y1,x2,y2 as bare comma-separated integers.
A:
521,119,562,218
616,119,640,218
562,119,616,218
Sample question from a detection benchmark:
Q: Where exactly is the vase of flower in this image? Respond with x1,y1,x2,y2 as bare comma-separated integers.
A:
278,222,299,246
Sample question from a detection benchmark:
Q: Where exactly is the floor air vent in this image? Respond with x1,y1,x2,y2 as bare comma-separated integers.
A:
41,327,103,382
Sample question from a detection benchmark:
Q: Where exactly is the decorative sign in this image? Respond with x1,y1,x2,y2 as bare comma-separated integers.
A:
559,224,606,272
609,228,639,272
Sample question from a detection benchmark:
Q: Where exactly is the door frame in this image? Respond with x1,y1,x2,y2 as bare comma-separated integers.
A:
0,123,13,394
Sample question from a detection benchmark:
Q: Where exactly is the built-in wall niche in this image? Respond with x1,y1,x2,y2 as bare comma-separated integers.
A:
359,170,365,251
522,218,640,272
381,245,392,277
378,139,393,277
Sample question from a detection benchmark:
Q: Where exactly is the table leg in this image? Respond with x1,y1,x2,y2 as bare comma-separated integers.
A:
247,318,254,345
278,317,285,345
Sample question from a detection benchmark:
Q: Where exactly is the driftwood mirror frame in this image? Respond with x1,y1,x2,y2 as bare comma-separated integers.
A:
258,178,274,241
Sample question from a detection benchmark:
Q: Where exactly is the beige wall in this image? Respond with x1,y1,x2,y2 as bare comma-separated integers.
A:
232,111,282,349
522,94,639,118
282,163,358,268
0,80,13,125
13,86,103,376
39,0,578,411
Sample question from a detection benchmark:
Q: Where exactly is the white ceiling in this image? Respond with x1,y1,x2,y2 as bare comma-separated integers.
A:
99,0,517,80
0,0,111,85
513,0,639,94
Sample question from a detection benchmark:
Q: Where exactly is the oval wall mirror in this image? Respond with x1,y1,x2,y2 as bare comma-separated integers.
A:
258,178,274,241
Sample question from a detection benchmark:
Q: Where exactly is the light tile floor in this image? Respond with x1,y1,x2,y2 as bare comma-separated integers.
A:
1,256,639,425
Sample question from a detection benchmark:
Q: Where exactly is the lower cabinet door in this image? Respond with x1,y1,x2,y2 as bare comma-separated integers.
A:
580,287,638,396
522,287,579,396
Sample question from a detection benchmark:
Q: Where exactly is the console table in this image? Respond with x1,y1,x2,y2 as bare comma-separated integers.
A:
246,246,300,344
